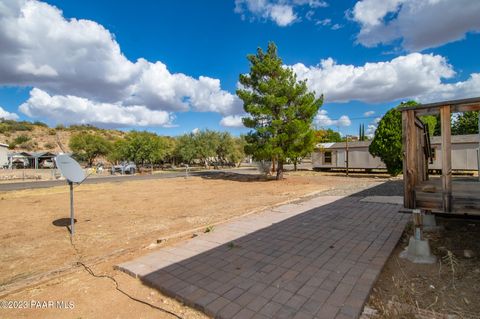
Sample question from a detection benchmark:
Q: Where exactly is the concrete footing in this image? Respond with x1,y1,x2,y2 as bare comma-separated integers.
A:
400,236,437,264
423,214,444,232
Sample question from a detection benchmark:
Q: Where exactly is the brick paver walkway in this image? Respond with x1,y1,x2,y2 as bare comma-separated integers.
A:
117,195,409,319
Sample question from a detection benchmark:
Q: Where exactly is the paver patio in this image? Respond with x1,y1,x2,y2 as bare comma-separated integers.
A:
117,194,410,319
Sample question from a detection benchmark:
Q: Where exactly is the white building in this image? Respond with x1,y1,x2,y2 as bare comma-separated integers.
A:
0,143,8,168
312,134,479,172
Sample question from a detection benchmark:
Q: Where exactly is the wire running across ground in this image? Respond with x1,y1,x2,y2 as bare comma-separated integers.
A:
69,236,183,319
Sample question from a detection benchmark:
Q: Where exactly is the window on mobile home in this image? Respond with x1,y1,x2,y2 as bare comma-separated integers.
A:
324,151,332,164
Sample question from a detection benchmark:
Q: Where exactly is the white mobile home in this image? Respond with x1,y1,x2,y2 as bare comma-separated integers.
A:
429,134,479,171
313,134,479,172
312,141,385,170
0,143,8,168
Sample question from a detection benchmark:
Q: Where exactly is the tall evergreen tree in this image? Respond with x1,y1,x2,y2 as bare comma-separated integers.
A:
237,42,322,180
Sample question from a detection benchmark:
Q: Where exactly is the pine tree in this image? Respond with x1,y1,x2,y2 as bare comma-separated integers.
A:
237,42,322,180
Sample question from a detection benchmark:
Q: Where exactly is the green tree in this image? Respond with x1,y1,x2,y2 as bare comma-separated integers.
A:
118,131,168,166
452,111,478,135
237,42,322,180
194,130,220,168
420,115,437,136
230,136,246,167
108,139,128,164
369,104,407,176
160,136,177,165
215,132,235,165
175,134,197,164
358,124,367,141
215,133,247,167
315,129,342,143
69,133,112,166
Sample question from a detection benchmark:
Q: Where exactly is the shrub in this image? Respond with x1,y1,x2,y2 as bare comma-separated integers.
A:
19,141,35,151
44,142,56,149
14,134,31,145
0,119,33,133
33,121,48,127
256,160,272,175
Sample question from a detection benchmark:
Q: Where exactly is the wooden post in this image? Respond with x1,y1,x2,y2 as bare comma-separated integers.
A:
403,110,417,208
412,209,423,240
440,105,452,212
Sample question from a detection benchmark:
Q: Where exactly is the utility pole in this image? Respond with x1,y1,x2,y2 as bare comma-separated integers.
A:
345,135,349,177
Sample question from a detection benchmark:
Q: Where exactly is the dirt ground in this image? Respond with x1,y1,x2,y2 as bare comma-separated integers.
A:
0,170,388,319
367,217,480,319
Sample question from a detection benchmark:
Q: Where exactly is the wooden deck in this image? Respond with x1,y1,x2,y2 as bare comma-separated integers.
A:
415,177,480,215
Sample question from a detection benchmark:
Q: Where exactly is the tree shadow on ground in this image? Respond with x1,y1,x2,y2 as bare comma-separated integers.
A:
311,172,393,179
197,171,276,183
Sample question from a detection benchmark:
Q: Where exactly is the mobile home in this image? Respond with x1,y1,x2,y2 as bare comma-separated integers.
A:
313,134,479,172
312,141,385,170
0,143,8,168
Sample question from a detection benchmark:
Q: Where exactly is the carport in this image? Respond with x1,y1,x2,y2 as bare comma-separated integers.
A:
31,151,57,169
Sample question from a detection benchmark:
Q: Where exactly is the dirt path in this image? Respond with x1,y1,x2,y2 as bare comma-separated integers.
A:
0,171,389,318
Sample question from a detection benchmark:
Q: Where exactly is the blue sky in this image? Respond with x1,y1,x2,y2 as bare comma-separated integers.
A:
0,0,479,137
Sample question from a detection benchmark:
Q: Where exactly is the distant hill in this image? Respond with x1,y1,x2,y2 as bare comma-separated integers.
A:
0,120,125,153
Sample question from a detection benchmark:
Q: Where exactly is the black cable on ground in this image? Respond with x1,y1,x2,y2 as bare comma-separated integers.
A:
69,237,183,319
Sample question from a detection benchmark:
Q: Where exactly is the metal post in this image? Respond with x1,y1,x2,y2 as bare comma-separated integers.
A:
478,115,480,181
69,181,74,236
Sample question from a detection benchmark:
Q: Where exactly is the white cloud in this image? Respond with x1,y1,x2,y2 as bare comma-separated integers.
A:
417,73,480,103
315,18,342,30
331,24,342,30
315,109,351,127
293,0,328,8
220,115,245,128
269,4,297,26
364,111,375,116
0,0,241,127
0,106,19,120
234,0,327,26
365,124,377,138
291,53,465,104
365,116,383,138
316,18,331,26
351,0,480,51
192,128,200,134
19,88,173,127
